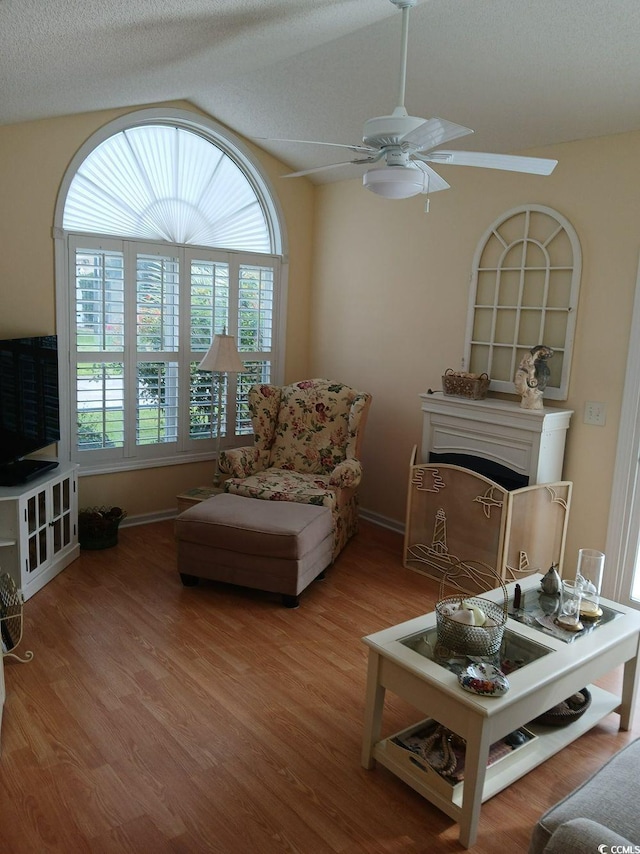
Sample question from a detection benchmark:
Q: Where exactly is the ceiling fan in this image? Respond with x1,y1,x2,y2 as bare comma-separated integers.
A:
269,0,557,199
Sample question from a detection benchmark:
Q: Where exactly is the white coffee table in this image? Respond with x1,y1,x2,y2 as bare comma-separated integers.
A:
361,573,640,848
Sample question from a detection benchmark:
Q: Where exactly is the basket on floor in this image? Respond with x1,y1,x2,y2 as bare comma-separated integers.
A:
435,560,507,657
78,506,127,550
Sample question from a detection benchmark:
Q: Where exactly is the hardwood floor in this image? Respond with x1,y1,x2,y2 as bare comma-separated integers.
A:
0,519,637,853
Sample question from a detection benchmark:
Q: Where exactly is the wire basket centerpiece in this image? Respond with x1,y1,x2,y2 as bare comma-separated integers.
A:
0,571,34,663
435,560,507,657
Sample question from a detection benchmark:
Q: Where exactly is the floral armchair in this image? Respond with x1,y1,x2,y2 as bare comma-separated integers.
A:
219,379,372,558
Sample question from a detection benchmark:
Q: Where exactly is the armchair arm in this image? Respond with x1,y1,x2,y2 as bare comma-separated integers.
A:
329,458,363,489
219,446,269,478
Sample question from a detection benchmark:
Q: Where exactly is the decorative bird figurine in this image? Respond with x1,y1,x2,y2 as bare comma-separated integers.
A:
531,345,554,392
514,344,554,409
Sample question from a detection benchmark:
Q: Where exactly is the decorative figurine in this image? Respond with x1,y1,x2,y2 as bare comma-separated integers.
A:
541,563,562,595
514,344,554,410
513,583,522,610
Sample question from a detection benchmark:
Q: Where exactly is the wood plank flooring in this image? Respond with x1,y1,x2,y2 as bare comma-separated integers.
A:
0,519,637,853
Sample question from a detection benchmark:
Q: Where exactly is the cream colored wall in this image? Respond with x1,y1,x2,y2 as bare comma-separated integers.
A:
0,102,315,517
1,98,638,563
310,129,640,570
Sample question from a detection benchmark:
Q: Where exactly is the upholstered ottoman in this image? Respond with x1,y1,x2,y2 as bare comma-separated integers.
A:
174,493,333,607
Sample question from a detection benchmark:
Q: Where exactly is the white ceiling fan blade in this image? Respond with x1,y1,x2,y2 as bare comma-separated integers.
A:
283,157,379,179
253,136,376,156
425,150,558,175
413,161,450,193
400,117,474,152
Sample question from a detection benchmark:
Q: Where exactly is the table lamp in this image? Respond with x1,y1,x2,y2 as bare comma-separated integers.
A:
198,328,244,487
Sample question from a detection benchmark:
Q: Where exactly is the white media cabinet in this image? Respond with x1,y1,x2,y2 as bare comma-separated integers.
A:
0,462,80,601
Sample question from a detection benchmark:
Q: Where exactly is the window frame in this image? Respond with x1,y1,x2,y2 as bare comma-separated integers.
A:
464,204,581,401
54,109,288,474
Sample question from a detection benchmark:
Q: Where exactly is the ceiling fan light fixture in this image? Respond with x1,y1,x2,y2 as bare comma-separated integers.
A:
363,166,426,199
264,0,557,197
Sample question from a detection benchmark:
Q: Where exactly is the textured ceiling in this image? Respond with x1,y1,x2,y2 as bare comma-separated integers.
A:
2,0,640,184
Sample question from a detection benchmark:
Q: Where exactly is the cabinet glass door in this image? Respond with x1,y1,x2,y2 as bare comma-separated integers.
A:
51,477,72,554
27,489,48,572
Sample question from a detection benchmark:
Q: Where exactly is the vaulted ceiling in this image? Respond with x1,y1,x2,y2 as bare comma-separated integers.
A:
3,0,640,183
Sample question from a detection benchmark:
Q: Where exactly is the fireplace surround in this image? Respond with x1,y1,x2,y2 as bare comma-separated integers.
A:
404,393,574,586
419,392,573,485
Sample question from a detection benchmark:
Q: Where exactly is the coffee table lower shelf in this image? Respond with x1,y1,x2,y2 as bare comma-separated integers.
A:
372,684,619,821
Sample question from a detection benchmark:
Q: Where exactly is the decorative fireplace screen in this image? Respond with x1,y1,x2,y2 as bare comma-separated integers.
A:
403,452,572,592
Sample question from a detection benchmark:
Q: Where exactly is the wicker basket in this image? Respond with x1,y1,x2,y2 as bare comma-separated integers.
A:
533,688,592,727
442,369,490,400
78,506,127,550
435,561,507,657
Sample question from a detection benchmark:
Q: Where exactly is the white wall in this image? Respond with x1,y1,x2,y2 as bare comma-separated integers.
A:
1,99,639,572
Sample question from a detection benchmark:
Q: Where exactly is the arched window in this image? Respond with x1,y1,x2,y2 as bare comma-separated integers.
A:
54,108,286,473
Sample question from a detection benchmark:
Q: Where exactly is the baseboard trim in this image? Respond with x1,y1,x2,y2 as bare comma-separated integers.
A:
359,507,405,535
120,509,177,528
122,506,406,535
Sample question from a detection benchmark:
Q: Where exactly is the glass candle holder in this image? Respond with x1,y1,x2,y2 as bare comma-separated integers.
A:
560,579,583,628
576,548,605,618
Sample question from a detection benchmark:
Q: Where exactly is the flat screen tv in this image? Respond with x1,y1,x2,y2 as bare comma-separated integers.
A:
0,335,60,486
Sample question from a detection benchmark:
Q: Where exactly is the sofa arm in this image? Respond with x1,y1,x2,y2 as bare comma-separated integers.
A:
329,458,363,489
219,446,269,478
543,818,634,854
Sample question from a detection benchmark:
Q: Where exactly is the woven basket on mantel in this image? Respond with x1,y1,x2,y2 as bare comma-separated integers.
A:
442,369,490,400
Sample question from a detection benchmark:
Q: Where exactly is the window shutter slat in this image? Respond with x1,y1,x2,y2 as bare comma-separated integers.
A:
63,126,271,252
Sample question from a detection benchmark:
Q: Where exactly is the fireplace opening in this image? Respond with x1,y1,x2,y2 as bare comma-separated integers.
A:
428,452,529,492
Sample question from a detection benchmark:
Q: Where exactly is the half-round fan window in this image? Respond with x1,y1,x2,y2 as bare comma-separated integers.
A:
63,124,271,252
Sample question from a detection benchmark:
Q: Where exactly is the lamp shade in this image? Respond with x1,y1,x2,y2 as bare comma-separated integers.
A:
197,332,244,373
363,166,427,199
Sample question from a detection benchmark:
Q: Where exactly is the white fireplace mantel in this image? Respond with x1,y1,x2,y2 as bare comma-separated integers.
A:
419,392,573,485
